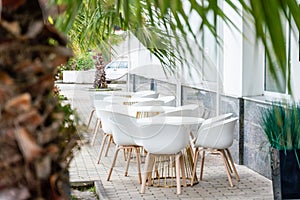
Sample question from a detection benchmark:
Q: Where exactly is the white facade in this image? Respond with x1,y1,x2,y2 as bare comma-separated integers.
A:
112,1,300,102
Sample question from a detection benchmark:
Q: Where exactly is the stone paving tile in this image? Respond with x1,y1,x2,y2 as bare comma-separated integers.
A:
57,83,274,200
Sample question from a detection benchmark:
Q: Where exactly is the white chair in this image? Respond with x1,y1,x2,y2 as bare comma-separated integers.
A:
154,104,200,144
90,100,117,145
87,92,111,131
132,99,164,106
94,103,133,160
132,90,159,98
138,123,190,194
103,96,131,104
94,106,115,164
157,96,176,106
155,104,199,117
189,113,233,141
106,111,143,184
199,113,233,129
191,117,240,187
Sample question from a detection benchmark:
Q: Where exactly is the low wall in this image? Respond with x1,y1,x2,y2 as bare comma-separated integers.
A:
63,70,95,84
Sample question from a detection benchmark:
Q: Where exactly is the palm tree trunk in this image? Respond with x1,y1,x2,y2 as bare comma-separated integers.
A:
0,1,77,199
93,52,108,88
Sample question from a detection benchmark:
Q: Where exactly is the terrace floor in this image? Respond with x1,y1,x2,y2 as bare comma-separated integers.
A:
57,83,273,200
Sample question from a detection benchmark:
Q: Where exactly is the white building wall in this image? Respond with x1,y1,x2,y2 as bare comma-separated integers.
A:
290,19,300,99
112,32,169,82
222,0,243,97
241,9,264,97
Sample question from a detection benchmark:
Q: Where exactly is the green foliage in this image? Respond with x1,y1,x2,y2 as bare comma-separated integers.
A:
76,52,95,70
59,52,94,71
53,85,79,133
260,102,300,150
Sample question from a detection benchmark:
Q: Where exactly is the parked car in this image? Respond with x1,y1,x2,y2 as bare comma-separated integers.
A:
105,59,128,82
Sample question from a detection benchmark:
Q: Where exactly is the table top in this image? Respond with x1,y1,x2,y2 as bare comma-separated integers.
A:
136,116,204,125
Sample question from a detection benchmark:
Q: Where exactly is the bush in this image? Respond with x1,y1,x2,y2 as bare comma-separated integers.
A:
60,52,94,71
76,52,94,70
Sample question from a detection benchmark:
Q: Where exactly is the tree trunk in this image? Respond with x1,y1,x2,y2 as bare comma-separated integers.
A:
0,1,77,199
93,52,108,89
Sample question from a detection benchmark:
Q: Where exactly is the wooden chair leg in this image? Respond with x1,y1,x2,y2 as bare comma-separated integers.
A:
199,150,205,180
107,146,120,181
179,154,187,187
141,154,155,194
123,149,128,161
191,147,199,186
222,149,233,174
87,109,95,130
97,133,109,164
135,147,142,184
91,119,100,145
104,135,113,157
125,148,132,177
219,150,234,187
175,154,182,195
225,149,240,181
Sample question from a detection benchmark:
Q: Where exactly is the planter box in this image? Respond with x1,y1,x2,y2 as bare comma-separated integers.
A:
271,148,300,199
63,70,95,84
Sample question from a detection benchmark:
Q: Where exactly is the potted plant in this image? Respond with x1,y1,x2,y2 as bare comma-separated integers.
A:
260,102,300,199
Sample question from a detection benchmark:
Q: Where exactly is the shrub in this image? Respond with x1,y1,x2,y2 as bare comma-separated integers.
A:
260,102,300,150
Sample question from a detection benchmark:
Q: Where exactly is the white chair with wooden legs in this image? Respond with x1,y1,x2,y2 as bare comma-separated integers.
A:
87,92,112,131
191,117,240,187
94,106,116,164
105,111,143,184
138,123,190,195
92,100,133,146
90,100,115,145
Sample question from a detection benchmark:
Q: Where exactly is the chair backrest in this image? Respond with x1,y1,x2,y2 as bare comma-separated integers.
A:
194,117,238,149
138,123,190,154
110,91,133,98
133,100,164,106
103,96,130,104
157,96,176,106
93,99,115,110
139,93,159,98
132,90,155,97
156,104,199,117
108,111,141,146
105,104,136,117
132,91,159,98
199,113,233,130
89,92,111,108
95,108,113,134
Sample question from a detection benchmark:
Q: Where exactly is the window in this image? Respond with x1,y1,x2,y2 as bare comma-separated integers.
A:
106,61,119,69
264,14,291,95
118,61,128,68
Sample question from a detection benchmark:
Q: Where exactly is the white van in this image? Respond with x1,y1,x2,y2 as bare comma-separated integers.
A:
105,59,128,82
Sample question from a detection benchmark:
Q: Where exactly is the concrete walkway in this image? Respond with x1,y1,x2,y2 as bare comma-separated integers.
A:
57,83,273,200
